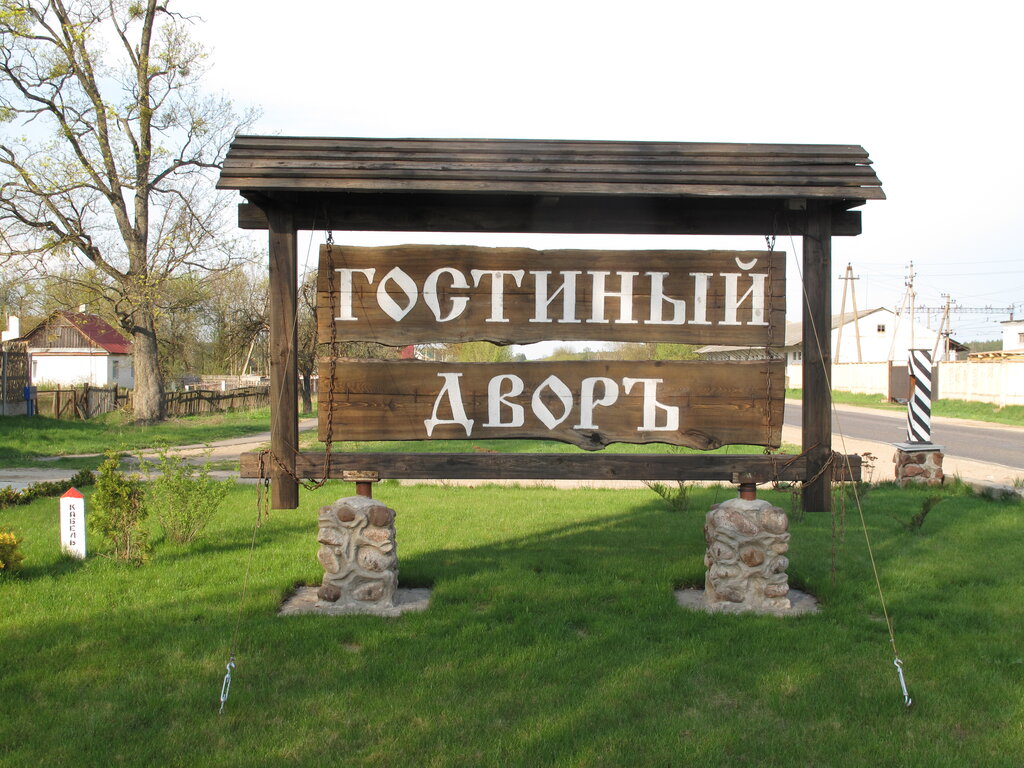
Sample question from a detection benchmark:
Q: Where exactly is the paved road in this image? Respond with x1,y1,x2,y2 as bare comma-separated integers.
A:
785,400,1024,471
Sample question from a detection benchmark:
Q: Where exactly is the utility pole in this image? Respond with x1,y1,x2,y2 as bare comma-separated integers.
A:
888,261,916,362
835,263,863,363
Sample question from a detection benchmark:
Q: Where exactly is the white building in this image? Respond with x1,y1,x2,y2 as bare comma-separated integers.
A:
1001,319,1024,352
698,307,966,365
22,311,134,388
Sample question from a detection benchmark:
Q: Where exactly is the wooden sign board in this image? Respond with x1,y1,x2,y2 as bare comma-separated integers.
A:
318,359,783,451
317,245,785,346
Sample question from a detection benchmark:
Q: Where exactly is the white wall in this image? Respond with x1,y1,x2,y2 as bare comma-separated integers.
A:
938,360,1024,406
31,352,119,387
107,355,134,388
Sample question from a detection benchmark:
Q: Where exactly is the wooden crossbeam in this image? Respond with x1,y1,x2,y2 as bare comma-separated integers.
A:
239,451,861,484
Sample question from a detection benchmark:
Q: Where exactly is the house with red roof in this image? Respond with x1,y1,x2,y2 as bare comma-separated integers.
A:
21,311,134,388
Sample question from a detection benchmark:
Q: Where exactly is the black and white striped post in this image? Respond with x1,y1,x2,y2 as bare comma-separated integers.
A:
907,349,932,443
895,349,945,486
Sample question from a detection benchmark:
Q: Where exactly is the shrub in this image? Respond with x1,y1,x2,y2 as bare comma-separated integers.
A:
645,480,693,512
90,451,148,563
0,528,25,573
0,469,96,510
142,449,233,544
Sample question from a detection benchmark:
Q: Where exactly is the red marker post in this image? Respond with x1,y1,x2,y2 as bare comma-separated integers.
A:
60,488,87,559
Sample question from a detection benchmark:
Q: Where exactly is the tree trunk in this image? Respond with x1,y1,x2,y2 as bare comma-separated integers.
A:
301,372,313,414
131,311,165,423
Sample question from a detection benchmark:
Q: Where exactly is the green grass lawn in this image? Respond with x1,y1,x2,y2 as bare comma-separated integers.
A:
2,481,1022,766
0,407,281,469
789,388,1024,428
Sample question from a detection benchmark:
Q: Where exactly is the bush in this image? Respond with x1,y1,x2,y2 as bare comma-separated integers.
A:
142,449,232,544
645,480,693,512
90,451,148,563
0,528,25,573
0,468,96,510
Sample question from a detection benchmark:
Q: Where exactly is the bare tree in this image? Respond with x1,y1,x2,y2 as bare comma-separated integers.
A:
0,0,256,421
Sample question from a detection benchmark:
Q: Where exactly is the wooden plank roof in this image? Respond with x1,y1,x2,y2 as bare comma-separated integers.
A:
218,136,884,201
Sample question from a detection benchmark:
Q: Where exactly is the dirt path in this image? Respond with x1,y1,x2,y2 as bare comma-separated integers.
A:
3,411,1020,493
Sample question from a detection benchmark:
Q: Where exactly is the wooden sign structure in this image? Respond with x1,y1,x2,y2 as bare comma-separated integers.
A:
317,245,785,347
318,359,783,450
218,137,885,511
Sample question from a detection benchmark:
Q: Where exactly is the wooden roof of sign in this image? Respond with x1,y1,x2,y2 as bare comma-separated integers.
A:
219,136,884,202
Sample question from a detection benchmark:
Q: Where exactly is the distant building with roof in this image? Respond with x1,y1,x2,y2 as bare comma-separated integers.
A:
21,310,134,388
697,307,966,366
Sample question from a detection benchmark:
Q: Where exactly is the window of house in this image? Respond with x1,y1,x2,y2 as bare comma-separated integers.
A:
1018,332,1024,344
31,360,38,380
112,360,120,380
877,324,886,333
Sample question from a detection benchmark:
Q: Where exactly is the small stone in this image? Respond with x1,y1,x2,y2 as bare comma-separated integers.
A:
901,465,926,478
317,527,347,546
740,547,765,567
764,582,790,598
362,528,394,550
317,546,341,573
368,505,395,527
907,452,927,465
759,507,788,534
769,555,790,574
353,581,385,602
336,506,357,522
770,540,789,554
357,547,395,572
722,509,760,535
716,586,744,603
318,583,342,602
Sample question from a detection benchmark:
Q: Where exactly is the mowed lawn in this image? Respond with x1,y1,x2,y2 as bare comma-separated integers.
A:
2,481,1023,766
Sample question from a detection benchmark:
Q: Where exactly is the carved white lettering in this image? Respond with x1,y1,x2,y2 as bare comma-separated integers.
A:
529,271,581,324
531,375,574,430
623,377,679,431
470,269,525,323
689,272,712,325
646,272,686,325
424,267,470,322
721,273,767,326
587,271,639,324
423,373,474,436
483,374,525,427
574,377,619,429
335,268,376,321
376,267,419,321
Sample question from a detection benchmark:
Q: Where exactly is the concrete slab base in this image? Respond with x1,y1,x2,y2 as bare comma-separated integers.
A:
675,587,819,617
279,586,431,617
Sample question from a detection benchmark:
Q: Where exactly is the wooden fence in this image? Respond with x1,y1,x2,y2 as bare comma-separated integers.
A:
163,386,270,417
32,384,270,419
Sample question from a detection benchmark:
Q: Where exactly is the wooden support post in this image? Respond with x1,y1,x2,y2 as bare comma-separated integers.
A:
802,205,833,512
268,205,299,509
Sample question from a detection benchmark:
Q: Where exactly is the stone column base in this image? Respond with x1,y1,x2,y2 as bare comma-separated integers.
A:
893,442,944,487
316,496,398,616
704,498,791,613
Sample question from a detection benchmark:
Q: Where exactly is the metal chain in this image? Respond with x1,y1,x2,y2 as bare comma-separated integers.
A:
763,231,777,458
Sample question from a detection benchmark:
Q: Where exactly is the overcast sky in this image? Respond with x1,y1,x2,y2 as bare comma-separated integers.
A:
179,0,1022,344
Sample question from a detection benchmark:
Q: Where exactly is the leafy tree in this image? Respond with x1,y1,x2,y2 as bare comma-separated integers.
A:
605,342,699,361
451,341,515,363
0,0,256,422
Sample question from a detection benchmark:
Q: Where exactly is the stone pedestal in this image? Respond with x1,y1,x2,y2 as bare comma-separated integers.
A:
704,498,791,613
893,442,944,487
315,496,398,615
